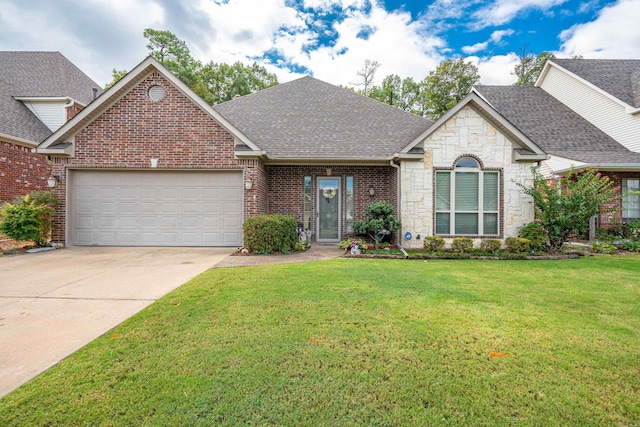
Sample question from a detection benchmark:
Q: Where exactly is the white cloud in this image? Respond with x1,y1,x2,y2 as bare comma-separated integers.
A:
462,42,489,54
490,29,515,43
469,53,520,85
558,0,640,58
461,29,514,55
471,0,568,28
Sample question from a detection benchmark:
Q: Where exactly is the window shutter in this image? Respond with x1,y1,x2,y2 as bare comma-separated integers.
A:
455,172,478,211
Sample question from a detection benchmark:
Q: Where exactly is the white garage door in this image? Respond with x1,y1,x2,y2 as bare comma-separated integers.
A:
70,170,243,247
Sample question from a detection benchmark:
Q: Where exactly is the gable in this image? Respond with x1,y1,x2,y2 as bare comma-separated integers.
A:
38,57,256,157
402,92,547,163
73,71,236,162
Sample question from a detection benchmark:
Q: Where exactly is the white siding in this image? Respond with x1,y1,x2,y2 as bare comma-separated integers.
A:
22,101,67,131
540,66,640,152
399,106,535,249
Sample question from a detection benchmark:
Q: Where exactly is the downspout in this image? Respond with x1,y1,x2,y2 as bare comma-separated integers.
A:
390,159,407,257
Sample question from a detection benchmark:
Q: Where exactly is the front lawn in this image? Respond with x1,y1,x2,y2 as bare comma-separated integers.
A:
1,257,639,426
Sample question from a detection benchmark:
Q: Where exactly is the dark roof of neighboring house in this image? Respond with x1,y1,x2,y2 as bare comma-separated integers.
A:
213,76,432,160
475,85,640,164
0,51,102,143
551,59,640,108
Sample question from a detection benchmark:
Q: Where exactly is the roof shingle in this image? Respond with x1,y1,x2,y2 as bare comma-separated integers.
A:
213,76,432,160
475,85,640,164
0,51,102,143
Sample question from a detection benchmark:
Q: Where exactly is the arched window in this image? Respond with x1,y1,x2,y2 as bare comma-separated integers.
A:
435,157,500,236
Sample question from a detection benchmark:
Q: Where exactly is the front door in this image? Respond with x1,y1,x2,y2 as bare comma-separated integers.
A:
317,177,341,242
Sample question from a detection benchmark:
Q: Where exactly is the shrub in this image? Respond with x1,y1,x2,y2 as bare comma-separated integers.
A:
479,239,502,253
0,191,57,247
517,168,619,253
451,238,473,253
591,242,617,254
619,241,640,252
519,222,548,252
505,237,530,254
338,238,369,252
353,201,400,248
423,236,445,252
243,214,298,254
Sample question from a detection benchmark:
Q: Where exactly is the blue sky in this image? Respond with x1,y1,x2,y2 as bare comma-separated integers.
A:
1,0,638,88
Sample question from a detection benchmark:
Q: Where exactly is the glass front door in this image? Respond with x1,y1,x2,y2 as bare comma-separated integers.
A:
317,177,341,242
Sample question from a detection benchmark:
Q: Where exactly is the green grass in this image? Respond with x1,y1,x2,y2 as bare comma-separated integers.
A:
2,257,640,426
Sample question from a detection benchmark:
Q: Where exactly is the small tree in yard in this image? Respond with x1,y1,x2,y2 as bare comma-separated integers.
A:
0,191,58,247
517,168,619,253
353,201,401,248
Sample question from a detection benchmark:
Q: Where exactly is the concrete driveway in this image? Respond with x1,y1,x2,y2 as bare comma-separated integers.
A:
0,246,230,398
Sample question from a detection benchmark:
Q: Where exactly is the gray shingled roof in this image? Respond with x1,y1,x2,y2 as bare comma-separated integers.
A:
552,59,640,108
475,85,640,164
213,76,432,160
0,51,102,143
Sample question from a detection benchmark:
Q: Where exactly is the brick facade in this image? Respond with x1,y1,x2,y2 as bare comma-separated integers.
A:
266,165,398,241
0,139,51,203
49,72,266,243
598,171,640,228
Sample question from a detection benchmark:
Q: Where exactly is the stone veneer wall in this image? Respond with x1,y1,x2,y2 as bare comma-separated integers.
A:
400,106,536,249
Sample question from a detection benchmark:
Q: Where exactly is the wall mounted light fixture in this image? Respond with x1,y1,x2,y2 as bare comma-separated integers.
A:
150,158,159,168
244,177,253,190
369,187,375,196
47,175,60,188
326,168,332,176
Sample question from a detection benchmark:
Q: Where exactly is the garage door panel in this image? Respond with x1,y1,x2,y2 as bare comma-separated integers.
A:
71,171,243,247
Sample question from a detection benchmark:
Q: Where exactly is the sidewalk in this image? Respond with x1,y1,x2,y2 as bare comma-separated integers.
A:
215,244,343,268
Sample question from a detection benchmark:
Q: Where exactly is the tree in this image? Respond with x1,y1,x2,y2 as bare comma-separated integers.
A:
513,49,554,86
422,58,480,120
352,59,380,95
104,28,278,104
353,201,401,249
104,69,128,90
143,28,201,87
369,74,401,106
517,168,620,253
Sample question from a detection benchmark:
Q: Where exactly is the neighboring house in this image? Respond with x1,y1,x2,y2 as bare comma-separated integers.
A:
37,56,543,247
473,59,640,230
0,51,102,202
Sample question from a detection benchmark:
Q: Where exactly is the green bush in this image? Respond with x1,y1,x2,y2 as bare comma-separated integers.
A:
423,236,445,252
620,241,640,252
518,222,548,252
0,191,57,247
353,201,400,248
591,242,617,254
451,238,473,253
479,239,502,253
242,214,298,254
505,237,530,254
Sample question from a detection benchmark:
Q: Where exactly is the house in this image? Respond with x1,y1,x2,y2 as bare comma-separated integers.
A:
473,59,640,230
37,56,544,247
0,51,102,202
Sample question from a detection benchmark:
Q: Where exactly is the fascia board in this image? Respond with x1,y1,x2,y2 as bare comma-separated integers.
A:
0,132,38,148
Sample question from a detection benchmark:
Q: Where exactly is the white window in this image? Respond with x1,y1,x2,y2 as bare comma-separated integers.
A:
435,157,500,236
622,178,640,222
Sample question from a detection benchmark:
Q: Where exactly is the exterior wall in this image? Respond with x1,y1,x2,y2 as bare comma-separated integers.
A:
0,139,51,202
540,66,640,152
400,105,536,249
66,103,84,121
266,165,397,241
597,171,640,228
48,71,265,243
22,101,67,132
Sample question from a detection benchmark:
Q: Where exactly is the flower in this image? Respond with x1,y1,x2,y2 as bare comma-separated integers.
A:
323,187,337,200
